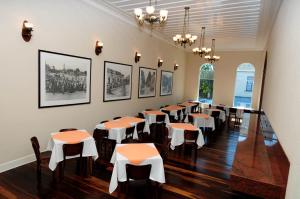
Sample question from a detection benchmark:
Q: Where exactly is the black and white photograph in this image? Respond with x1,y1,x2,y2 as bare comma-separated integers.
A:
138,67,157,98
160,70,173,96
103,61,132,102
38,50,91,108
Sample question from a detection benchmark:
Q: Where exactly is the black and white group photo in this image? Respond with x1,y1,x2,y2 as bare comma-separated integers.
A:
104,61,132,102
39,50,91,108
138,67,157,98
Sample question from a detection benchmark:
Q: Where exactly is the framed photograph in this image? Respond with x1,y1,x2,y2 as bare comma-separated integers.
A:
38,50,91,108
138,67,157,98
103,61,132,102
160,70,173,96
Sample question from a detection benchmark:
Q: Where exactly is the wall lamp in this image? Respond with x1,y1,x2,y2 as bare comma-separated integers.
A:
95,40,103,55
158,58,163,67
135,52,141,63
22,20,34,42
174,64,179,70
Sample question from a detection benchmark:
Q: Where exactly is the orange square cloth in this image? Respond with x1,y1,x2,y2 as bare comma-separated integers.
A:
163,105,183,111
52,130,90,144
117,116,144,124
144,110,166,115
116,144,159,165
104,121,132,129
191,113,209,119
169,123,198,131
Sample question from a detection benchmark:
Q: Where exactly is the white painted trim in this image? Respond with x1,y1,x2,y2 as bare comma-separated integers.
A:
0,154,36,173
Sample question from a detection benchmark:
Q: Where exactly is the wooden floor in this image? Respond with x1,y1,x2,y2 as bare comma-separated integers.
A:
0,120,261,199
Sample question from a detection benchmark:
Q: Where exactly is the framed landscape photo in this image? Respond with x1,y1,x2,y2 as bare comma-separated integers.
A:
160,70,173,96
138,67,157,98
38,50,91,108
103,61,132,102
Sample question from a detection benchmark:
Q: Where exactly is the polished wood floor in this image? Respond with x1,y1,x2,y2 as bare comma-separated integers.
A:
0,121,261,199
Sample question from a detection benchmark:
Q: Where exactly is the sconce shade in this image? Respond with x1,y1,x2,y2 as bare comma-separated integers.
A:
135,52,141,63
22,20,33,42
158,59,163,67
95,40,103,55
174,64,179,70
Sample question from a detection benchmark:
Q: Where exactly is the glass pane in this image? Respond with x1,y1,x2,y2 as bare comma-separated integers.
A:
198,64,214,104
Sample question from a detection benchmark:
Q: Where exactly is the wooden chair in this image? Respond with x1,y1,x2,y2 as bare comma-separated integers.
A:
30,137,52,184
216,106,225,111
137,121,146,140
154,125,170,160
191,105,198,113
137,112,145,119
121,126,135,143
61,142,84,179
145,108,154,111
188,115,194,124
211,111,221,130
183,130,199,161
93,128,109,139
93,135,116,173
228,108,238,127
113,116,122,120
162,110,175,123
125,164,157,198
100,120,109,124
156,114,166,123
59,128,78,132
181,108,187,122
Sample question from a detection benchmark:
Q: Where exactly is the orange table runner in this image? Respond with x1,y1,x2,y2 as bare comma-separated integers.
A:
144,110,166,115
117,144,159,165
104,120,132,129
180,102,197,107
191,113,209,119
169,123,198,131
209,108,223,112
116,116,144,124
52,130,90,144
162,105,183,111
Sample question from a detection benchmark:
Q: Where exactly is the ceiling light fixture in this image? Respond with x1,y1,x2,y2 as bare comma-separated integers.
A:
173,7,197,48
205,39,220,63
134,0,168,26
192,27,211,57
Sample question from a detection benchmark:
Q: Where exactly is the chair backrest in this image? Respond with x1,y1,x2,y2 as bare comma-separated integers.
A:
156,114,166,123
136,121,145,133
137,112,145,119
93,128,108,139
126,164,151,181
63,142,84,160
100,120,109,124
216,106,225,111
229,107,237,114
191,105,198,113
125,126,135,139
211,111,220,118
188,115,194,124
94,137,116,162
59,128,78,132
113,116,122,120
145,109,154,111
30,136,41,164
184,130,198,143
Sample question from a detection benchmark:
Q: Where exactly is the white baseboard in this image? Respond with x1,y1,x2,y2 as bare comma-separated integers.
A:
0,154,36,173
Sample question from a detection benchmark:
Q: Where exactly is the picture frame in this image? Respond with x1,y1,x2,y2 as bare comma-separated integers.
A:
138,67,157,98
103,61,132,102
160,70,173,96
38,50,91,108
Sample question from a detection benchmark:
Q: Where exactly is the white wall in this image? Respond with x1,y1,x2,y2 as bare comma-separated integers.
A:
263,0,300,198
0,0,186,166
184,51,265,109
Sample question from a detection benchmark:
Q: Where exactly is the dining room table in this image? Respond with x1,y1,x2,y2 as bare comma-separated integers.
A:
95,116,150,143
143,110,170,124
109,143,165,194
161,105,185,120
203,108,227,122
46,129,99,174
178,101,198,114
167,123,205,150
184,113,215,131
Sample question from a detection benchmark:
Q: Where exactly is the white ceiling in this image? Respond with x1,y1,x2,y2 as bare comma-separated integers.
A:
101,0,282,51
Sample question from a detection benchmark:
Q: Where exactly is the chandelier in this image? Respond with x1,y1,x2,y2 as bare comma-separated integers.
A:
192,27,211,57
205,39,220,63
134,0,168,25
173,7,197,48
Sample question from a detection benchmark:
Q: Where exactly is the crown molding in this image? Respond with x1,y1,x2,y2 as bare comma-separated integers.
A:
82,0,186,52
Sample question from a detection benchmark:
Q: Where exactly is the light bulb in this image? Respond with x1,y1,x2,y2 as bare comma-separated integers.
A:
134,8,143,16
185,34,191,38
176,34,182,39
192,35,198,40
24,22,33,29
173,36,177,41
146,6,155,14
160,9,168,18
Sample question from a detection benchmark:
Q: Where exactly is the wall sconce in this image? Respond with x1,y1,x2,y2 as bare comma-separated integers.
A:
135,52,141,63
22,20,34,42
174,64,179,70
158,58,163,67
95,40,103,55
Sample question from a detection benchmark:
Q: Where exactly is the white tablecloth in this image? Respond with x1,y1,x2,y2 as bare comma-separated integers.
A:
203,109,226,122
46,130,98,171
95,118,150,143
167,124,205,150
161,108,184,120
184,114,215,131
143,112,170,124
109,143,165,193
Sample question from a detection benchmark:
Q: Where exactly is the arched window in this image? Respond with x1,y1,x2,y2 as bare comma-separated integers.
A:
198,63,214,104
233,63,255,108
